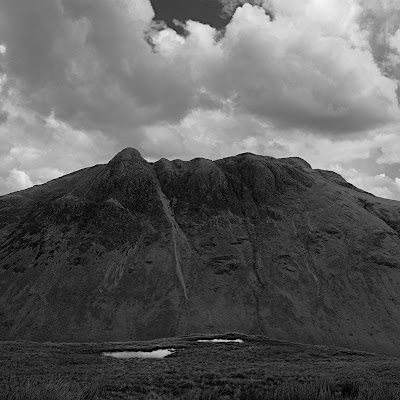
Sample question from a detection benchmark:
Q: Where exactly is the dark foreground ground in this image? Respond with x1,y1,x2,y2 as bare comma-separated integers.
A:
1,333,400,399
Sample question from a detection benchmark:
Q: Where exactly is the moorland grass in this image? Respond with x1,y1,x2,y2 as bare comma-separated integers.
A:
2,333,400,399
3,378,400,399
0,380,105,400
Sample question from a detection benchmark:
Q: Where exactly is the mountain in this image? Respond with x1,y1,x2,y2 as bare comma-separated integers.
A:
1,148,400,355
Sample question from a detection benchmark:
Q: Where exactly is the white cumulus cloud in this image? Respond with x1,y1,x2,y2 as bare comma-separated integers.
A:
0,0,400,198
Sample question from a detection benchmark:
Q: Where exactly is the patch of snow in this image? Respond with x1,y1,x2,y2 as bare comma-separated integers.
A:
197,339,244,343
103,348,175,359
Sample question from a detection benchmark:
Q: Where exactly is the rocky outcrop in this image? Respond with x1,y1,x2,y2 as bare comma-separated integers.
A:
2,148,400,356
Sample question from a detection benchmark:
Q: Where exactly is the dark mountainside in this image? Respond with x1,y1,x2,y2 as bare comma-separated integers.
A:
2,148,400,356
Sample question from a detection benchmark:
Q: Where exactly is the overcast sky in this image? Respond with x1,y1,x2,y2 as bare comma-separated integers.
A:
1,0,400,199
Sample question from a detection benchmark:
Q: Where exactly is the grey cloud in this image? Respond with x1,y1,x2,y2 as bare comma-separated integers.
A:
0,110,8,124
0,0,68,90
4,0,400,200
360,4,400,82
0,0,194,137
0,0,399,169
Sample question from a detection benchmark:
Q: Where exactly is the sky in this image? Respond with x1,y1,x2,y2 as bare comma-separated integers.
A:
1,0,400,199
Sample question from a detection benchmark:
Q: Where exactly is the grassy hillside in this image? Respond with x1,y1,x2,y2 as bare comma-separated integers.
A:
2,333,400,399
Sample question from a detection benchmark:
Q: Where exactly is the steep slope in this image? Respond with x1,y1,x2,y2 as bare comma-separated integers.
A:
1,148,400,356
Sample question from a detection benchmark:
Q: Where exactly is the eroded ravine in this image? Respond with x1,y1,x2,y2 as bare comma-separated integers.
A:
157,187,190,300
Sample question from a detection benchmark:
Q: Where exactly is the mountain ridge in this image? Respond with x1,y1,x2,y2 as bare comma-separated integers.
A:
1,148,400,356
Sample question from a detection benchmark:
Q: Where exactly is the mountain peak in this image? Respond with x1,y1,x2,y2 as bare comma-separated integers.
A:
109,147,145,164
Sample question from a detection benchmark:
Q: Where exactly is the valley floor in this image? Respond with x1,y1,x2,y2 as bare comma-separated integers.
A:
1,333,400,399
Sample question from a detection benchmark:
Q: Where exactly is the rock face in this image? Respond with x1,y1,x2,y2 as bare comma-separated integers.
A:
2,148,400,355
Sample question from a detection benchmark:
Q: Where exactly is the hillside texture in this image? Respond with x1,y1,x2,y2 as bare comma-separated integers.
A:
2,148,400,355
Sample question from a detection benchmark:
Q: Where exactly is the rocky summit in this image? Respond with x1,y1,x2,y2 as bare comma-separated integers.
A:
1,148,400,355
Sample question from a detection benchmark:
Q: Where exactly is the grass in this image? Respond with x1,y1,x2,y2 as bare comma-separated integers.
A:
0,380,105,400
2,333,400,399
4,378,400,400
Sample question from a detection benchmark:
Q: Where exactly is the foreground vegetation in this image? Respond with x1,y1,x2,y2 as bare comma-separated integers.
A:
2,333,400,399
3,378,400,400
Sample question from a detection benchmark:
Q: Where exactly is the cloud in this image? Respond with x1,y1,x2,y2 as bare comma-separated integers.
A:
0,105,114,195
0,110,8,124
0,0,400,198
0,168,33,193
331,164,400,200
149,0,400,135
2,0,398,137
140,107,272,160
360,0,400,79
0,0,194,134
219,0,272,17
211,3,399,133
